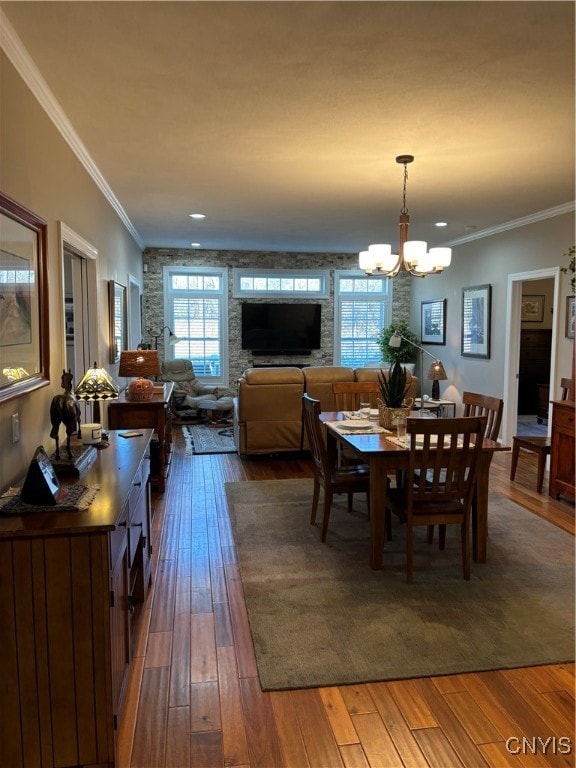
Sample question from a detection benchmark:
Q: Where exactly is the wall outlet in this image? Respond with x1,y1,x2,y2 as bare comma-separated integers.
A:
12,413,20,443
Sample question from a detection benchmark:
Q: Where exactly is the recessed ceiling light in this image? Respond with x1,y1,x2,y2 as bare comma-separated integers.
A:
435,221,448,227
189,213,206,219
191,242,201,247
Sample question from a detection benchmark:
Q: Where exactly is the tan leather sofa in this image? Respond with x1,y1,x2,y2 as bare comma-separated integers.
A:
234,365,418,456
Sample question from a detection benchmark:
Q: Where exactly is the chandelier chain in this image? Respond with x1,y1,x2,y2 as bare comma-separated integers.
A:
400,161,409,216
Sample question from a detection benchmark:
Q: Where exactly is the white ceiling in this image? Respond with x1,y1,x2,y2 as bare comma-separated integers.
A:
1,1,575,253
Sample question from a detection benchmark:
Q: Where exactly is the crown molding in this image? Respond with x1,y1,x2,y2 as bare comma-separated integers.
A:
0,10,144,250
443,202,576,247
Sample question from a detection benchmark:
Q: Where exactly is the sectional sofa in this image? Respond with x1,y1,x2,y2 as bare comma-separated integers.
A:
233,365,418,456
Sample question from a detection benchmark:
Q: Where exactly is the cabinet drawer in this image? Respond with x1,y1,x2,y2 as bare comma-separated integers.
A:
110,502,128,571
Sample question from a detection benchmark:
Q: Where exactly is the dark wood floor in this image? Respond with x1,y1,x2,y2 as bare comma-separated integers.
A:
118,429,575,768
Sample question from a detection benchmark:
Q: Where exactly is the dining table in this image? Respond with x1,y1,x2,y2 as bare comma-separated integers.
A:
320,411,510,570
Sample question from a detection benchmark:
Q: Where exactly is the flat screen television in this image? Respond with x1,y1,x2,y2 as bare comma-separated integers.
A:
241,302,322,354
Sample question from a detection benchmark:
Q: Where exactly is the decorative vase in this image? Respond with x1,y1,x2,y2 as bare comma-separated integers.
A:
377,398,413,430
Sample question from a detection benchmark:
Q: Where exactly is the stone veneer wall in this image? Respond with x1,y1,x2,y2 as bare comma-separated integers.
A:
142,248,411,389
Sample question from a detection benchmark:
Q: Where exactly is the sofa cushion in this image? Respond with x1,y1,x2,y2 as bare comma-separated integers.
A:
303,366,355,411
242,367,304,385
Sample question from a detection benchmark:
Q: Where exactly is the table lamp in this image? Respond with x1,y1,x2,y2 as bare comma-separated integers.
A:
389,331,448,400
427,360,448,400
74,362,119,423
119,349,161,401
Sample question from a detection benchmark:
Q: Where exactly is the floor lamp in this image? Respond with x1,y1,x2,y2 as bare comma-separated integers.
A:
389,332,448,400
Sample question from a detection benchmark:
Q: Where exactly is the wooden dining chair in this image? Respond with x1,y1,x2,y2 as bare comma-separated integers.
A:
302,394,372,542
332,381,381,411
385,416,486,583
462,391,504,441
510,377,571,493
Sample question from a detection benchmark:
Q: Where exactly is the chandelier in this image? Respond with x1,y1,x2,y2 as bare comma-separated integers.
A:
359,155,452,277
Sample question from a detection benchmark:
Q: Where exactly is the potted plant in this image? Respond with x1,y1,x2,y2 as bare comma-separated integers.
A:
377,361,414,429
376,320,419,366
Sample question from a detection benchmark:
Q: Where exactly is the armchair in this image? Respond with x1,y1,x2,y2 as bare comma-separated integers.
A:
159,359,235,419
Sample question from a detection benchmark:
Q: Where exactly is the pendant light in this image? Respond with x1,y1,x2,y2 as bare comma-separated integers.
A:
359,155,452,277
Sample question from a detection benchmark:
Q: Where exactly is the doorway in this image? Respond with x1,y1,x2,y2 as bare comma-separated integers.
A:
503,267,560,446
59,222,98,421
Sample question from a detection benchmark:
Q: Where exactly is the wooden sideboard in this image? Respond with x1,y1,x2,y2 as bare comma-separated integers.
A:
108,382,174,492
549,399,575,501
0,430,153,768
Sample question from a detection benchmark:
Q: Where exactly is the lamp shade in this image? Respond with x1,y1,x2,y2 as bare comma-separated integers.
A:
427,360,447,381
119,350,161,378
74,362,119,422
119,350,161,401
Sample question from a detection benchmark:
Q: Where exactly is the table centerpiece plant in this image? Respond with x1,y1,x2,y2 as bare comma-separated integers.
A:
377,361,414,429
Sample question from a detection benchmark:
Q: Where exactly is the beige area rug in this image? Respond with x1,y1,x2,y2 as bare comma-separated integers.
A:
225,479,575,691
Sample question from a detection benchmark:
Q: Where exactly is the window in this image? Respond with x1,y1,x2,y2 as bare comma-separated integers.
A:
233,268,329,298
334,272,391,368
163,266,228,383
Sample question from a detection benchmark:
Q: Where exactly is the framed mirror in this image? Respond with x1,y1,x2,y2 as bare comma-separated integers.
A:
0,193,50,402
109,279,127,363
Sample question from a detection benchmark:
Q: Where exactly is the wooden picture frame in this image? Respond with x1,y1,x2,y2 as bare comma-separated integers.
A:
521,294,545,322
109,280,127,363
0,193,50,402
461,284,491,359
566,296,575,339
421,299,446,345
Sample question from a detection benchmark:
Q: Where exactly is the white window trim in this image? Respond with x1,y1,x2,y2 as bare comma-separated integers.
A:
163,265,229,386
333,270,392,367
232,267,330,298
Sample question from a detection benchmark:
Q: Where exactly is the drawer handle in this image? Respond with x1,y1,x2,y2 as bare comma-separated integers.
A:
118,521,127,528
133,481,142,487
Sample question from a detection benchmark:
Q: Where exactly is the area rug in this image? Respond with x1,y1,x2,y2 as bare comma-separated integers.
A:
225,478,575,691
182,424,236,455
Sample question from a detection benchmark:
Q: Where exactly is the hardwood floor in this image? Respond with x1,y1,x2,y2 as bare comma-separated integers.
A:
118,430,575,768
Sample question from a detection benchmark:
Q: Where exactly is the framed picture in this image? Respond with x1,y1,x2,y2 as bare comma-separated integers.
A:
421,299,446,345
521,294,545,322
566,296,575,339
109,280,127,363
0,193,50,403
461,284,491,359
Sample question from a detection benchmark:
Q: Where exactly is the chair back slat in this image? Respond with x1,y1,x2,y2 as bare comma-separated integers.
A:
560,378,571,401
332,381,380,411
462,391,503,441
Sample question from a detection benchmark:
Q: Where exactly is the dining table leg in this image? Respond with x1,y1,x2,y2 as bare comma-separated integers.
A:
369,455,387,569
473,450,494,563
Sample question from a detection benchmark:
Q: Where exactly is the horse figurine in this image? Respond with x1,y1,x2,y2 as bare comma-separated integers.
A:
50,369,81,460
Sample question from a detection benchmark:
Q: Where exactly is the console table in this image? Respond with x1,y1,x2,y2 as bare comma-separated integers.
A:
108,381,174,492
0,430,153,768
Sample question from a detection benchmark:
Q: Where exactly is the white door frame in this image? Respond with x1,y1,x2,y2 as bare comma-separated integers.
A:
58,222,99,418
503,267,560,446
128,273,142,349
